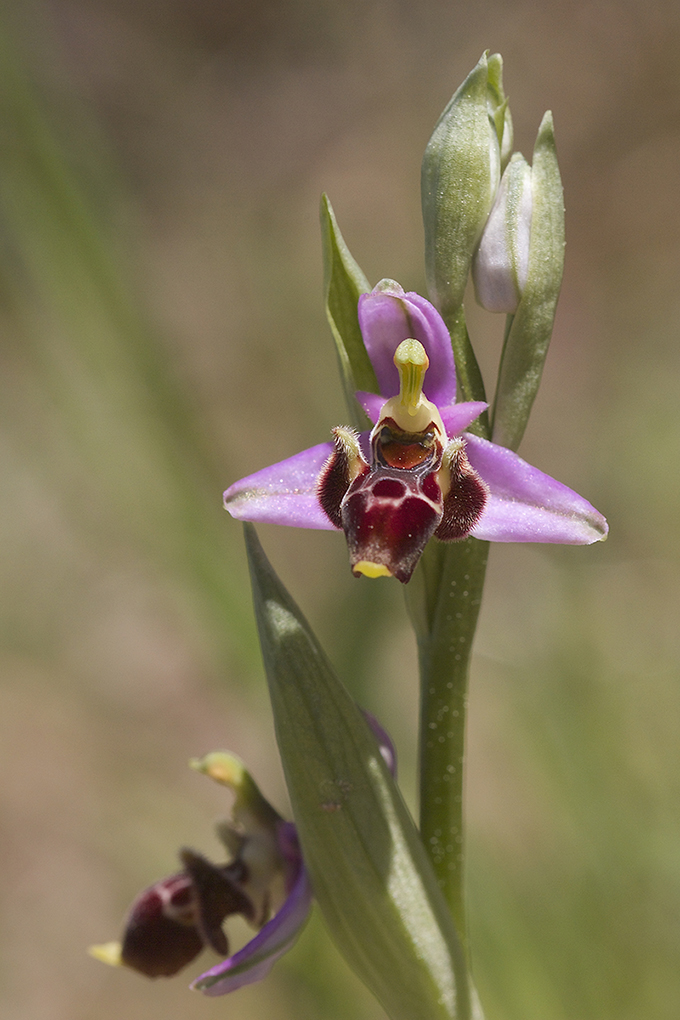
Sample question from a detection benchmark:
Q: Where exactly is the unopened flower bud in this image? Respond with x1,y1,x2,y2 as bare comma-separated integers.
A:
489,112,566,451
472,153,532,314
421,51,511,317
487,52,514,170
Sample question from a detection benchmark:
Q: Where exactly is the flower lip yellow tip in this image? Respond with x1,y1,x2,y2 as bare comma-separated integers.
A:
88,942,123,968
353,561,393,579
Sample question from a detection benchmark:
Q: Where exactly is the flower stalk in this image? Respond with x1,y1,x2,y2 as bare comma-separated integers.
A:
442,308,489,435
406,537,489,951
412,61,565,963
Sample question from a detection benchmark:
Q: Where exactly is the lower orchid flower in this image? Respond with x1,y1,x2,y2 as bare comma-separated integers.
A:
89,752,312,996
90,717,396,996
224,279,607,582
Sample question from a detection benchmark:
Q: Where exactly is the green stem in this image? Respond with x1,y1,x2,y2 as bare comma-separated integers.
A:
489,312,514,438
443,308,489,438
406,536,489,952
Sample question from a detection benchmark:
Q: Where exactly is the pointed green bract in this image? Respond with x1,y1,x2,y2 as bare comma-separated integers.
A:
421,52,505,319
491,112,565,451
486,53,513,171
244,524,472,1020
320,194,377,426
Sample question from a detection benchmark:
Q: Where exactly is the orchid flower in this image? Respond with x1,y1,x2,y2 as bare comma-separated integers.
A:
192,820,311,996
89,752,312,995
90,717,397,996
224,279,607,583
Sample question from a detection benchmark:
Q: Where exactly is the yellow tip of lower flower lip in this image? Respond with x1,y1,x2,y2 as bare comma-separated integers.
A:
88,942,123,967
353,561,393,579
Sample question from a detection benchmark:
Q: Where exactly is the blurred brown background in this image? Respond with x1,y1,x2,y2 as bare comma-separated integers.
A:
1,1,679,1018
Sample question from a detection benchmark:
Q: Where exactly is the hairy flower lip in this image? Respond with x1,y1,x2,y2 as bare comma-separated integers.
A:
223,281,608,552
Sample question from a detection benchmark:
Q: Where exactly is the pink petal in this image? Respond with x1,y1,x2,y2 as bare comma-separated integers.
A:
439,401,488,437
465,434,608,544
355,391,386,424
355,396,487,438
224,444,338,530
358,282,457,405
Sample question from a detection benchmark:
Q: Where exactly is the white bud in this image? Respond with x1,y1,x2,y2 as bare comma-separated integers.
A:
472,153,532,314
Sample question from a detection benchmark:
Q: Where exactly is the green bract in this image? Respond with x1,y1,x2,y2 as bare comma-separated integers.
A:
245,524,473,1020
421,52,509,319
320,193,376,428
487,52,514,171
491,112,565,451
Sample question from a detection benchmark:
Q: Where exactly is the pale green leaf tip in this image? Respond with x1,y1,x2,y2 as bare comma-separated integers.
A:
535,110,556,149
320,192,370,291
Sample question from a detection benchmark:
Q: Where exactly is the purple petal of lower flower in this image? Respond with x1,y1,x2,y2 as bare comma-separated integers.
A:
358,282,457,406
465,434,608,544
191,859,313,996
224,443,338,530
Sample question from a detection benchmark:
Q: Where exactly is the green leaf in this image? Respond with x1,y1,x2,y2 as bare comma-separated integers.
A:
320,194,377,426
491,112,565,451
245,523,472,1020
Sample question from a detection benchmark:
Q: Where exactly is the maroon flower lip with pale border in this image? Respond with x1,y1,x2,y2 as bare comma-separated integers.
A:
90,722,398,998
224,280,607,579
89,754,313,996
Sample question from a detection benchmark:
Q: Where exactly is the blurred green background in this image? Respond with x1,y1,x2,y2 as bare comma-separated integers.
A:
1,1,679,1018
